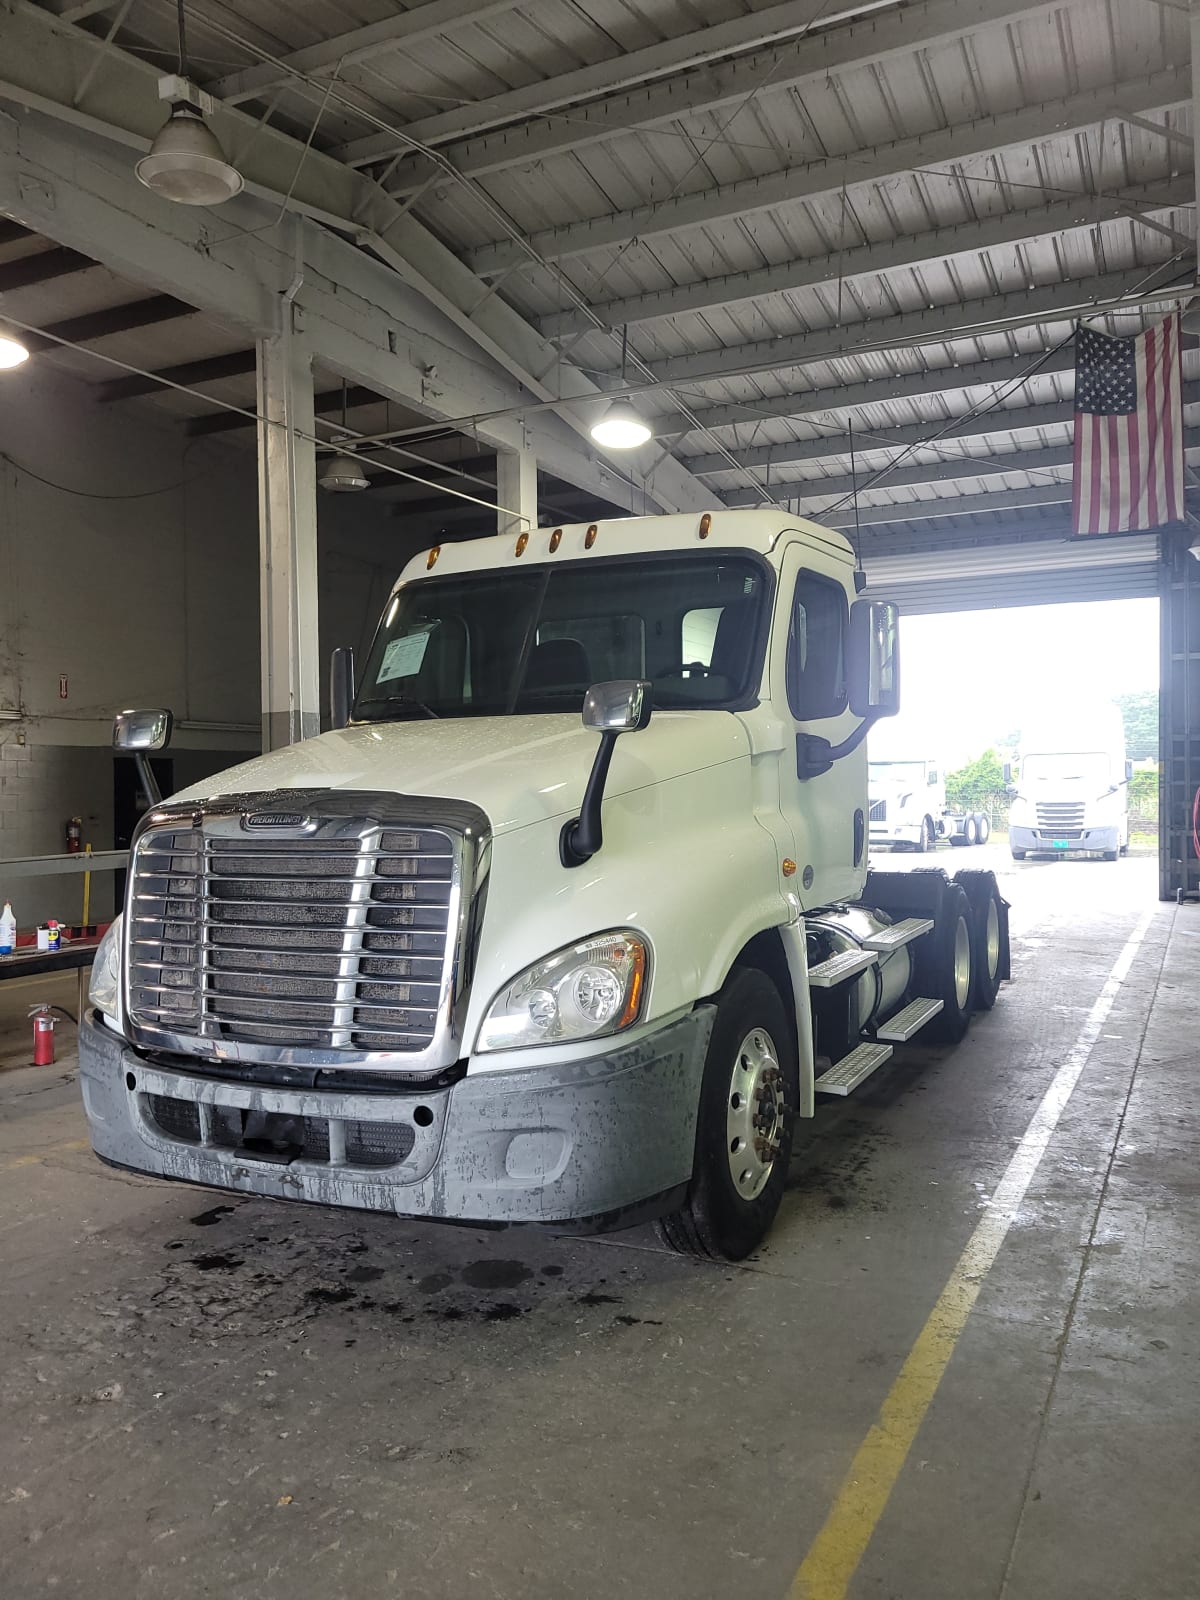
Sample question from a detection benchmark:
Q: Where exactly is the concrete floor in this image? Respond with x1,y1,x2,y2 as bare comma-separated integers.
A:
1,848,1195,1600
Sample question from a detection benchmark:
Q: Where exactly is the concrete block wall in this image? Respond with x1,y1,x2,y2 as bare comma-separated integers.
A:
0,360,425,932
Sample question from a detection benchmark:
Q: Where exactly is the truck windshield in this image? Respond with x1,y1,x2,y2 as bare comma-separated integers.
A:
353,553,770,720
869,761,926,788
1023,753,1111,784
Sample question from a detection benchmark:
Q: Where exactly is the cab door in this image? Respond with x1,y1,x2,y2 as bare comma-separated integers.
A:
772,542,866,909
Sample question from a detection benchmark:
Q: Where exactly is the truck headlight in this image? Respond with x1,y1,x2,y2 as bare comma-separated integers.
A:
476,931,648,1053
88,915,122,1023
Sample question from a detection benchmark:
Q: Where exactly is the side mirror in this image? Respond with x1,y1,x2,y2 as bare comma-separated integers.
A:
1003,762,1013,785
562,680,652,868
928,770,939,786
330,646,356,730
582,679,652,735
113,708,173,753
1125,759,1134,783
848,600,900,720
113,708,173,810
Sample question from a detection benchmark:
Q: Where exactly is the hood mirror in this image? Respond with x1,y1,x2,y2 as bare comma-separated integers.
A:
562,680,653,868
112,708,173,809
581,679,652,735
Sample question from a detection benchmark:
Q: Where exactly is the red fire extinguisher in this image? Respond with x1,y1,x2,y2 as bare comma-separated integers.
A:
30,1005,57,1066
65,817,82,854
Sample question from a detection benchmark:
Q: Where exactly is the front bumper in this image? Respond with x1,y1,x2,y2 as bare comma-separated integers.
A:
78,1008,713,1227
1010,824,1120,856
870,821,922,845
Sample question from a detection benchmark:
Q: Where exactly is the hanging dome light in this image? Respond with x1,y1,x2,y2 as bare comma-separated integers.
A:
136,104,243,206
1181,295,1200,337
318,448,370,493
0,323,30,370
590,400,652,450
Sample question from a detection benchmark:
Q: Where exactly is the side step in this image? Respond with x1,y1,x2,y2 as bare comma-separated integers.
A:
862,916,934,953
876,996,944,1042
808,949,878,989
815,1041,893,1096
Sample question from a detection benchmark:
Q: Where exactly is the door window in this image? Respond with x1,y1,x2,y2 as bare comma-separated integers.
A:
788,572,848,720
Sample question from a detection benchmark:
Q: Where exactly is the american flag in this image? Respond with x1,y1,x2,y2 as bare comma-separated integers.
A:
1071,313,1183,536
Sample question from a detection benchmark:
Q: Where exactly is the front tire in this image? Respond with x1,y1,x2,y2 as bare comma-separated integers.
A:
1011,849,1027,861
975,813,990,845
915,816,933,853
657,969,797,1261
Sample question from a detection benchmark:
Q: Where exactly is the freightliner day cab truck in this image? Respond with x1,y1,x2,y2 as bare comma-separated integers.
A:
1007,705,1131,862
867,755,992,852
81,510,1009,1259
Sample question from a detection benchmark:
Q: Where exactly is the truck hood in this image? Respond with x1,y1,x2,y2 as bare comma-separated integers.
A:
170,712,751,834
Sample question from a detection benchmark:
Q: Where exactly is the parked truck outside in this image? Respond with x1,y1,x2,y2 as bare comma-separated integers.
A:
867,754,992,852
81,510,1009,1259
1008,704,1131,861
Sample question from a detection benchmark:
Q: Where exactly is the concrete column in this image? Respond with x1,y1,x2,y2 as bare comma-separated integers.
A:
255,322,319,751
495,443,537,539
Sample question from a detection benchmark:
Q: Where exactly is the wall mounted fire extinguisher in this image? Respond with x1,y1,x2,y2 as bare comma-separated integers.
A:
65,817,82,854
29,1005,57,1066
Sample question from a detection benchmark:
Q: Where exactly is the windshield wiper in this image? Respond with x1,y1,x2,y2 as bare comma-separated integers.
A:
362,697,441,720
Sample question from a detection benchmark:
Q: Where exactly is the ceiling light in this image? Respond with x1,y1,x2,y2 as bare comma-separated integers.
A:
590,400,652,450
136,103,243,206
0,326,30,370
318,450,370,493
1181,296,1200,337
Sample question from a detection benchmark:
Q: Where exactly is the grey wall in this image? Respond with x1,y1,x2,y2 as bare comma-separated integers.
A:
0,362,418,928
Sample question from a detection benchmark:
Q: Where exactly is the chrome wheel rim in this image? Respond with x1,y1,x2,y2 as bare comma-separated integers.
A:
985,898,1000,979
953,915,972,1009
726,1028,785,1201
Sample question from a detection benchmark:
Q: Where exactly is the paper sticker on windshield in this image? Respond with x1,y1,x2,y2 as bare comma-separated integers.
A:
378,627,433,683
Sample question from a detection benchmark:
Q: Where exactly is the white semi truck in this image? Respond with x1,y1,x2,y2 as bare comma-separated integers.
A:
1008,705,1131,861
867,755,992,852
81,510,1009,1259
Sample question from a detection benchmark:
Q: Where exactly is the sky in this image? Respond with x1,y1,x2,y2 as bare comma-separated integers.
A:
873,597,1160,769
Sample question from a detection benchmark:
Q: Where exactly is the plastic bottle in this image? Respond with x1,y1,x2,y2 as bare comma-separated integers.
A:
0,901,15,956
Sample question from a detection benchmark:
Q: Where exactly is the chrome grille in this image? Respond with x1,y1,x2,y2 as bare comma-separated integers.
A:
869,798,887,822
124,794,489,1069
1036,802,1086,829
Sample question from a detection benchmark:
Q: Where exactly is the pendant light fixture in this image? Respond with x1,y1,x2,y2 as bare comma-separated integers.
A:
319,383,370,493
590,327,652,450
136,2,243,206
0,324,30,370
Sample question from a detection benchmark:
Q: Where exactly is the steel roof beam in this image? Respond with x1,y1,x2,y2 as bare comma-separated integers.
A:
823,482,1076,528
467,66,1189,275
0,242,95,292
723,430,1200,506
636,266,1192,392
208,0,527,107
98,348,258,403
655,350,1080,438
0,3,716,515
688,382,1200,476
539,183,1193,339
373,0,1055,188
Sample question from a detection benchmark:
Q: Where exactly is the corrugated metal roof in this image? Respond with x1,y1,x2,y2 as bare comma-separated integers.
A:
16,0,1200,540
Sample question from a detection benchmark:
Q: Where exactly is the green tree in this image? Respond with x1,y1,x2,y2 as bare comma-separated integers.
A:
1115,691,1158,761
946,748,1007,815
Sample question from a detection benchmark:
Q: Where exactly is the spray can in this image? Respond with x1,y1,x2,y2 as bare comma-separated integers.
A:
30,1005,57,1066
46,919,61,952
0,901,15,956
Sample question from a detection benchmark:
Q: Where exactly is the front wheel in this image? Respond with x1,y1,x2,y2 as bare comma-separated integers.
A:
915,816,932,853
657,969,797,1261
975,814,991,845
1011,849,1027,861
1102,849,1119,862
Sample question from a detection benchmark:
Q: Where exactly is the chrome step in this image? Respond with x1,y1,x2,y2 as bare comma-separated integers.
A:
876,996,945,1042
862,916,934,952
808,949,878,989
815,1041,894,1096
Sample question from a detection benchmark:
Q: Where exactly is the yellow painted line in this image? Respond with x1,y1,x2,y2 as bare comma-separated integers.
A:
1,1137,90,1172
789,905,1156,1600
